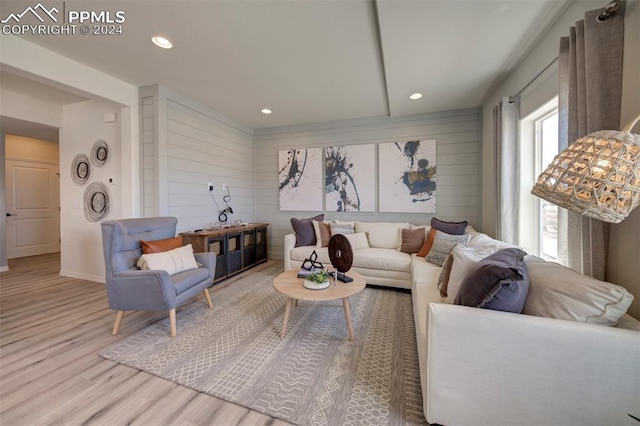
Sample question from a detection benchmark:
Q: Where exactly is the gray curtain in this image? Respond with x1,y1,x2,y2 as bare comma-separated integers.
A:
557,7,625,279
493,97,520,245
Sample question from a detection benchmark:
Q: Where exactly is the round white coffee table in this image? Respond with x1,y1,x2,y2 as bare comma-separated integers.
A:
273,270,366,341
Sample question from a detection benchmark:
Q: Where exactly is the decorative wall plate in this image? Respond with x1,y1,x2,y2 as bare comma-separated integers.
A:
91,140,109,167
71,154,90,185
84,182,110,222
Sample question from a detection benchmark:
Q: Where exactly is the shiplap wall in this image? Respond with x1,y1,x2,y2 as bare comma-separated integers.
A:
253,108,482,260
139,85,255,233
141,94,157,217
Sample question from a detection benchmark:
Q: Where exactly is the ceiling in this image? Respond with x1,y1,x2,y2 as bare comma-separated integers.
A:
0,0,570,130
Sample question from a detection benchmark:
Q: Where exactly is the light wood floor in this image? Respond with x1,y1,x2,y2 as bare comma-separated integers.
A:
0,253,292,426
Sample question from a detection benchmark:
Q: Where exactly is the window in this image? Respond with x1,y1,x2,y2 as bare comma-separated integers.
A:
518,97,559,262
536,111,559,261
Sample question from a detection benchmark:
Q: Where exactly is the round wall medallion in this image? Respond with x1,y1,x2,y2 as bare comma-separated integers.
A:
71,154,91,185
84,182,110,222
91,140,109,167
328,234,353,273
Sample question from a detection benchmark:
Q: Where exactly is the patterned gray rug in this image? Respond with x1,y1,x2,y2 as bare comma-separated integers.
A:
99,262,426,425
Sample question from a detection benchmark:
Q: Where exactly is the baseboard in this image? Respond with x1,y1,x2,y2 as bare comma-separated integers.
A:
0,265,9,272
60,270,105,283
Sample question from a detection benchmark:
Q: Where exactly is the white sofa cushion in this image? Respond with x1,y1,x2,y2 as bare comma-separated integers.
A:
352,248,411,272
412,253,443,289
290,246,331,265
410,223,431,237
467,232,515,251
291,245,409,272
355,221,409,249
523,256,634,326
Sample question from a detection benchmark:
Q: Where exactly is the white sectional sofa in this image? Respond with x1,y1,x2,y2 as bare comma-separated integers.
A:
284,220,640,425
285,221,416,288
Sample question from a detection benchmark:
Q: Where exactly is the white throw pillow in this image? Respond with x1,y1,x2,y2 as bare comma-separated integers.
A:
355,221,409,249
523,256,634,326
137,244,198,275
344,232,370,250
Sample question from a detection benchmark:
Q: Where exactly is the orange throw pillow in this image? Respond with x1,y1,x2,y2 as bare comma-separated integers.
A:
417,228,437,257
140,236,183,254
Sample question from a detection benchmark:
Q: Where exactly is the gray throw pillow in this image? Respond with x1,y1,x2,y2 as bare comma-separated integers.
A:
330,222,354,235
425,231,470,266
431,217,468,235
454,248,530,313
291,214,324,247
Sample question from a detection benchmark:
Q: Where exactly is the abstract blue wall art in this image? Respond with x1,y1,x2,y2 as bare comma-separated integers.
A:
378,140,436,213
324,144,375,212
278,148,323,211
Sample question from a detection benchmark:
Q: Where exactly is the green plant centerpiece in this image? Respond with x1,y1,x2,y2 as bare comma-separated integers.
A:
303,269,330,290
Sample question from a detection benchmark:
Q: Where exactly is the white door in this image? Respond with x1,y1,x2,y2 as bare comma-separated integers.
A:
5,159,60,258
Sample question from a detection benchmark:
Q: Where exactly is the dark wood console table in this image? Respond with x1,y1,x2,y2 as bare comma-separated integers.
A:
181,223,268,283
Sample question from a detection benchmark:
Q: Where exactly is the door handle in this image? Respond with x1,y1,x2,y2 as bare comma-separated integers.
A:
6,213,17,217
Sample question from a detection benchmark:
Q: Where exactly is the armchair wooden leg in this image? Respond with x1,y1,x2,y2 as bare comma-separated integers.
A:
169,308,177,337
112,310,125,335
203,289,213,308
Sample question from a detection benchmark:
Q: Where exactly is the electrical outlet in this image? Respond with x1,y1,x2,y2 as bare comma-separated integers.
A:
208,182,214,191
222,183,228,191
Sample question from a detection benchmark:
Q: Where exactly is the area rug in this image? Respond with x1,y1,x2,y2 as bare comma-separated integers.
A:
99,262,426,425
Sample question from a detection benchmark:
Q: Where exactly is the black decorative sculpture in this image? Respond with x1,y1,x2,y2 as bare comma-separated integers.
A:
301,250,324,271
328,234,354,282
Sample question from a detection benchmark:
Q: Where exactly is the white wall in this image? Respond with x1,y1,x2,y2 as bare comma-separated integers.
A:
0,87,62,271
254,109,481,260
0,35,140,219
140,85,255,233
60,100,122,282
481,0,640,318
0,90,63,129
0,35,139,281
5,135,59,162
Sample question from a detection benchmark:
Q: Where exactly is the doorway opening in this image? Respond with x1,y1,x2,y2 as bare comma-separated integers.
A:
2,123,61,267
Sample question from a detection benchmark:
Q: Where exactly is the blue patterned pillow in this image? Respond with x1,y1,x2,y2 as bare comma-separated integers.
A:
425,230,470,266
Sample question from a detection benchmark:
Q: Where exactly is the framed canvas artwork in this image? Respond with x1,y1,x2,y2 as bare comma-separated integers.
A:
324,144,375,212
378,140,437,213
278,148,323,211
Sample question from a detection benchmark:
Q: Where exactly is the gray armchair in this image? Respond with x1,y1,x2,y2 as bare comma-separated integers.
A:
101,217,216,337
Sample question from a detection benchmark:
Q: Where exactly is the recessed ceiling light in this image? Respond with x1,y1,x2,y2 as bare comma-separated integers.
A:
409,93,423,100
151,36,172,49
261,108,273,115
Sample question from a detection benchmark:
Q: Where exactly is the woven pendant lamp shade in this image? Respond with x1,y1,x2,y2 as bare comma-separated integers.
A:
532,130,640,223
